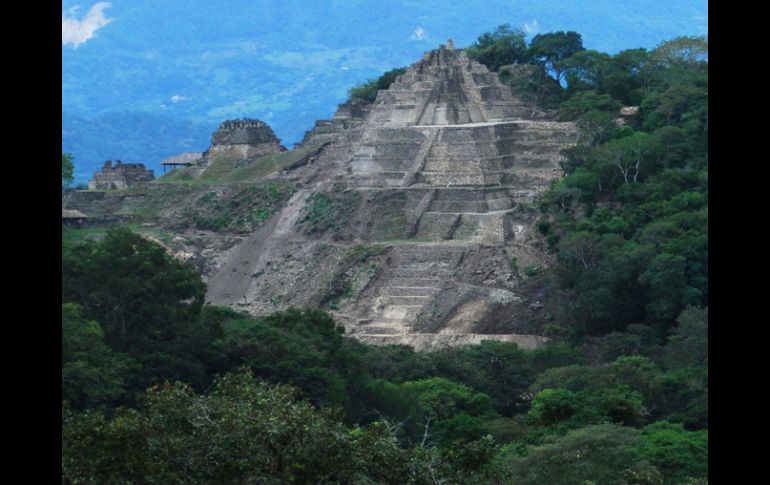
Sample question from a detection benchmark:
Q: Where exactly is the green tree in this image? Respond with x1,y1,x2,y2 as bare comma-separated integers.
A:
62,303,135,409
637,421,708,484
370,377,497,446
557,231,604,270
430,341,538,417
63,370,362,483
560,90,622,121
610,48,652,103
603,132,652,184
62,227,217,394
528,31,585,84
63,228,206,353
349,67,407,103
527,388,584,426
662,306,708,369
638,253,692,328
466,24,529,71
219,307,365,417
63,369,508,484
62,152,74,187
651,36,708,68
502,424,661,485
563,49,614,92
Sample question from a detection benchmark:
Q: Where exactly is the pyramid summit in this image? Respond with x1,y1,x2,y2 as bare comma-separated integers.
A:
368,43,541,126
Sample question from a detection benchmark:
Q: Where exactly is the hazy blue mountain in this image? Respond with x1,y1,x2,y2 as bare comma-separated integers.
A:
62,0,707,183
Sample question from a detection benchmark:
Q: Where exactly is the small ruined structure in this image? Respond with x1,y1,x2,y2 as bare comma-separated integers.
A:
62,209,87,228
168,118,288,179
162,152,203,173
204,118,286,159
88,160,154,190
297,98,371,147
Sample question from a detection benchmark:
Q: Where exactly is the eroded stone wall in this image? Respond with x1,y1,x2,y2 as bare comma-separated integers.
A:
88,160,154,190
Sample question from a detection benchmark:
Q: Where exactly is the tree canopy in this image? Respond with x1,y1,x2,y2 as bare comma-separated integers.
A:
349,67,408,103
465,24,528,71
62,152,74,187
528,31,585,84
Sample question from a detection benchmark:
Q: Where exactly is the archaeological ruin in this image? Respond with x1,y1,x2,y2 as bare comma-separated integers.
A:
88,160,155,190
64,42,580,351
206,118,286,159
204,42,579,349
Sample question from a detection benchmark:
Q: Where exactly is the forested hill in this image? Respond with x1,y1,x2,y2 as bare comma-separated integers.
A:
62,28,707,484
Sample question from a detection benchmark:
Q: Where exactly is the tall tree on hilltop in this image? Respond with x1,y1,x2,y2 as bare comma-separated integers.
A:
466,24,528,71
651,36,708,68
529,31,585,85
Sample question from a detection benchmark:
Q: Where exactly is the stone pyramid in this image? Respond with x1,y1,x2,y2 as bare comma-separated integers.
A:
205,42,579,350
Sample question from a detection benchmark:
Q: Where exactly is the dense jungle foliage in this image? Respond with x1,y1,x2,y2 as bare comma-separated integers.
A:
62,27,707,484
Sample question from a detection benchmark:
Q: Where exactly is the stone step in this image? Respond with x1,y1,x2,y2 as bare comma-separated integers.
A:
365,316,409,324
348,172,410,187
382,268,453,278
386,254,466,266
353,325,405,335
428,200,488,212
388,245,468,258
430,187,510,197
387,259,457,269
418,172,492,186
349,333,549,351
378,276,443,288
426,197,514,213
377,286,440,297
379,295,431,306
414,213,458,241
381,304,423,320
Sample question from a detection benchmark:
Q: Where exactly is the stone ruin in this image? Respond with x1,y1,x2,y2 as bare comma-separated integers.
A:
204,41,580,350
204,118,286,159
65,41,581,351
88,160,154,190
297,98,372,147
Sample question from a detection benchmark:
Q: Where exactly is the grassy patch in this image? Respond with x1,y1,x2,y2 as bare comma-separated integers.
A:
369,191,408,241
524,264,541,277
322,244,388,309
452,215,480,240
189,182,295,234
155,145,320,185
62,223,168,245
222,146,319,182
298,188,361,238
62,225,110,244
349,244,388,262
156,166,197,182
